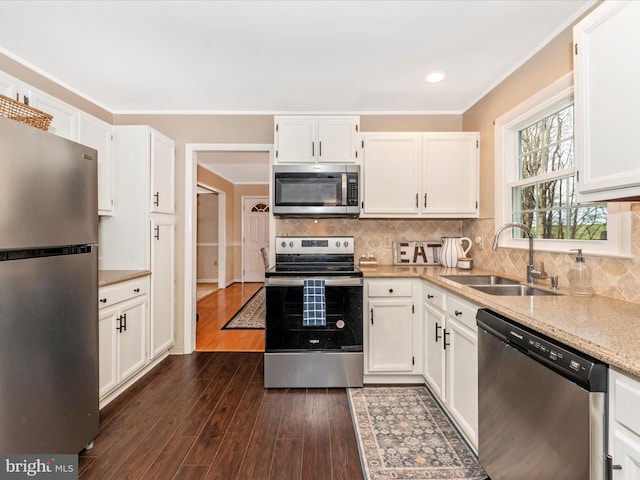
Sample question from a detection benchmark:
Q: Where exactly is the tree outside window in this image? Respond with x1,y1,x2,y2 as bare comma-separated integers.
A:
511,104,607,241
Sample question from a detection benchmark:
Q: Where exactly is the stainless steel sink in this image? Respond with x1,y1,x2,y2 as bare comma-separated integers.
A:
441,275,521,286
469,284,561,296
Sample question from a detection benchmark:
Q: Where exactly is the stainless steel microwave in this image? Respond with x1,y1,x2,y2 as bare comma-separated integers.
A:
273,164,360,217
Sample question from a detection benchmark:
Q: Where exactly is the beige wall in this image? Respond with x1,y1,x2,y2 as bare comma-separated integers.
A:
462,27,575,219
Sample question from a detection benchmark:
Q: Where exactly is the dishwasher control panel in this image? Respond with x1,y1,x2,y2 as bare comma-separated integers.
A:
477,308,607,392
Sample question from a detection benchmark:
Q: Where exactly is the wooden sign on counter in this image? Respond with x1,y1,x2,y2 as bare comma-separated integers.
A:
393,241,442,265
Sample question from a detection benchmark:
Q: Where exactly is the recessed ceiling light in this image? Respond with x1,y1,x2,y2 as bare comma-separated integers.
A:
425,72,445,83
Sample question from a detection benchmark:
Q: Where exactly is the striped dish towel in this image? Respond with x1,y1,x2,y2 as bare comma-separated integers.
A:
302,279,326,327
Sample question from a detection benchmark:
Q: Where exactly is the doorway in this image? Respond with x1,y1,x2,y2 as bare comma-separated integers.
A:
184,143,274,354
242,196,269,283
196,187,220,300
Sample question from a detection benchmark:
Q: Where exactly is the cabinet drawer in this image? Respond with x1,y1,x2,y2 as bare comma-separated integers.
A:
423,283,445,310
613,370,640,436
447,295,478,331
368,280,413,297
99,277,149,309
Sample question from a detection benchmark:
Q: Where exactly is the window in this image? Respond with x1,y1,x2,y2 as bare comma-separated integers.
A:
494,73,630,257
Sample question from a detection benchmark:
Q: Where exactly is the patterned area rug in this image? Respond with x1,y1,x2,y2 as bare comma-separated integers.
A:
348,386,487,480
222,288,265,329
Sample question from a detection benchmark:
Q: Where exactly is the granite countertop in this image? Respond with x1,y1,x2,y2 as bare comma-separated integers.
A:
99,270,151,287
362,265,640,379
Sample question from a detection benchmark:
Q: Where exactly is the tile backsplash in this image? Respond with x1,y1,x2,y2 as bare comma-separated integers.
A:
464,203,640,304
277,203,640,305
276,218,464,265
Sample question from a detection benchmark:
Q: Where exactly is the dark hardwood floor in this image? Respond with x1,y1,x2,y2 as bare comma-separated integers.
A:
79,352,364,480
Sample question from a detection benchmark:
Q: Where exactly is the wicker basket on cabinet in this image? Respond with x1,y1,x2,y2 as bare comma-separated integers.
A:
0,94,52,131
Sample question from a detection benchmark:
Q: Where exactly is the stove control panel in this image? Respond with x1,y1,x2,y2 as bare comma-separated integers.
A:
275,236,355,255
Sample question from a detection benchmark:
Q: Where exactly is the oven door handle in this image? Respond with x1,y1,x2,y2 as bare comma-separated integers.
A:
265,277,363,287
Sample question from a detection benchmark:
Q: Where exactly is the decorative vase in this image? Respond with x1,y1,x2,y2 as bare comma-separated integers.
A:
440,237,472,268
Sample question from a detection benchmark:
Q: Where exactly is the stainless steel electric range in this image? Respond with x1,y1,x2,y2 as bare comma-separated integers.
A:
264,236,363,388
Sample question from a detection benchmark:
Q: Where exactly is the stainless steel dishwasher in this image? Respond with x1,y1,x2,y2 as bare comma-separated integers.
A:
476,309,608,480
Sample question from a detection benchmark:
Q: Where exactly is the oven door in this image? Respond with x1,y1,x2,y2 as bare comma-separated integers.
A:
265,276,363,352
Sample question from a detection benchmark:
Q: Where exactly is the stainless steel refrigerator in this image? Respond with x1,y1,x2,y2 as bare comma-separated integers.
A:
0,115,99,453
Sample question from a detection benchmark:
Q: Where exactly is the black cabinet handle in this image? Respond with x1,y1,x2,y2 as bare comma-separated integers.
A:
424,193,427,207
443,330,450,350
154,192,160,207
389,288,394,293
455,310,463,317
606,454,622,480
435,322,442,342
370,308,374,325
154,225,160,240
134,288,140,293
122,313,127,332
427,294,434,299
100,298,107,303
415,193,418,208
116,315,123,333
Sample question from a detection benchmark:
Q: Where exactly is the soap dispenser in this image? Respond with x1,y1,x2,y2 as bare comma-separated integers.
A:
568,249,593,296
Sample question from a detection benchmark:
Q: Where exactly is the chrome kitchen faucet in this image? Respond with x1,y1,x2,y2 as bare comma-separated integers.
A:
492,222,558,288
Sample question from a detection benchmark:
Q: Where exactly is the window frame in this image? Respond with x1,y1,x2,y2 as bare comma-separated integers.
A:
494,73,631,258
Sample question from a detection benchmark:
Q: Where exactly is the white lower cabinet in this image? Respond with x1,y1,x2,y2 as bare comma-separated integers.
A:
423,283,446,399
365,279,422,380
98,277,149,404
445,295,479,448
608,368,640,479
423,280,479,450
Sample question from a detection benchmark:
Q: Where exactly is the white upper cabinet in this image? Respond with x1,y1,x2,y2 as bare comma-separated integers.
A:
0,69,115,216
29,89,79,141
421,132,479,216
574,1,640,201
275,116,360,163
78,112,114,216
0,70,19,99
149,130,175,214
361,131,479,218
361,133,421,215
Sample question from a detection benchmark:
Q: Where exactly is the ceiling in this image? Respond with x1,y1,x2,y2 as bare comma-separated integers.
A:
0,0,595,115
198,150,270,184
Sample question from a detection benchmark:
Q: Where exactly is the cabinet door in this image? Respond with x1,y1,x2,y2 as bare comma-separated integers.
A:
612,430,640,480
150,130,175,214
317,117,358,163
275,117,317,163
98,307,119,397
150,217,175,358
368,297,414,372
421,133,478,217
446,316,478,449
79,113,114,215
118,296,148,381
423,302,446,399
0,70,19,99
361,134,420,215
29,89,78,141
574,1,640,200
